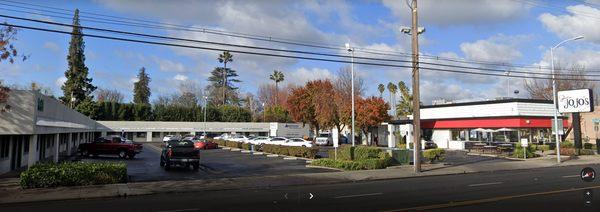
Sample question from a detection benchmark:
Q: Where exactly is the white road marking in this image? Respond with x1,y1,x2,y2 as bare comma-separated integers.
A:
562,175,580,178
468,182,503,187
334,192,383,199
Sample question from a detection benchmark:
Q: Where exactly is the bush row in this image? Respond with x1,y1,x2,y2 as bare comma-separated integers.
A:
422,148,445,163
311,157,393,170
512,145,537,158
561,148,596,156
328,145,386,161
261,144,319,159
20,162,127,189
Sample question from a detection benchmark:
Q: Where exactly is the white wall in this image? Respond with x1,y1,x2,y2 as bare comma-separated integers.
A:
431,130,451,149
421,102,560,120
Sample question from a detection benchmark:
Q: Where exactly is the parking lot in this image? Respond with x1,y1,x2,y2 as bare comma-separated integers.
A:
81,143,337,182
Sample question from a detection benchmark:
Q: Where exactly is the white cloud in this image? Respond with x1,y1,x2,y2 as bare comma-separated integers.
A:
43,42,60,52
153,56,186,73
539,5,600,43
55,76,67,87
173,74,189,81
288,67,333,84
459,34,528,63
382,0,532,26
130,77,139,83
536,48,600,70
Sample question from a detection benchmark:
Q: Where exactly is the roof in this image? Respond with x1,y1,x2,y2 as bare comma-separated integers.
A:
421,98,552,109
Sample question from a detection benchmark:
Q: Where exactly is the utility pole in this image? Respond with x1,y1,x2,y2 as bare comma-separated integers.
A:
410,0,421,173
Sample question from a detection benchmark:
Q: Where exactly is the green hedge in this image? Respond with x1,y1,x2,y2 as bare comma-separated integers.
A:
584,143,594,150
561,142,574,148
512,145,537,158
262,144,318,159
20,162,127,189
423,148,445,162
579,149,596,155
311,157,393,170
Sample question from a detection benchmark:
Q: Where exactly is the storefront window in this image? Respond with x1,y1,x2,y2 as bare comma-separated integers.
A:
451,130,460,140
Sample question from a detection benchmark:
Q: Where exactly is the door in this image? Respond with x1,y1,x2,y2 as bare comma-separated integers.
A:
10,136,21,170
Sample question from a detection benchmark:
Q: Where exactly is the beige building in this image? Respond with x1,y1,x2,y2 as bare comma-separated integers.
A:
567,106,600,143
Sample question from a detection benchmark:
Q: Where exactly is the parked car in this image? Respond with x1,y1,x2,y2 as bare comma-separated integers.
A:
266,137,288,145
283,138,313,147
315,133,330,146
424,141,438,149
78,136,143,159
247,136,271,145
227,134,248,142
214,133,230,140
163,135,175,142
160,139,201,171
190,138,218,149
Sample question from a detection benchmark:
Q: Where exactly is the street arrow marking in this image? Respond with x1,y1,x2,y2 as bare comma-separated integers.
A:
309,193,314,199
284,193,288,199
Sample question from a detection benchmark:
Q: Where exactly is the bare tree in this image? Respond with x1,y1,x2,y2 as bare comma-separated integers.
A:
334,66,365,99
525,64,598,101
258,83,294,107
96,88,124,103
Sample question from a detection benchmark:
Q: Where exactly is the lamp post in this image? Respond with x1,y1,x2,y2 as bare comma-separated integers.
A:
203,96,208,137
551,35,583,163
345,43,355,147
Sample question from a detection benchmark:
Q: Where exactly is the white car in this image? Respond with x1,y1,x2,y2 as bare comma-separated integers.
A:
214,133,230,140
163,135,175,142
228,134,248,142
315,133,330,146
284,138,313,148
266,137,288,145
248,136,271,145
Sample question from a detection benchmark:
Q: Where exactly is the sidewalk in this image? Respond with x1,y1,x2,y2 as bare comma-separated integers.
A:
1,155,599,205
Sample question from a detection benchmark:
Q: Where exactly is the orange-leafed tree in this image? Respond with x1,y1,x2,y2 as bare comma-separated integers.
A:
287,85,318,133
356,96,390,144
287,79,339,136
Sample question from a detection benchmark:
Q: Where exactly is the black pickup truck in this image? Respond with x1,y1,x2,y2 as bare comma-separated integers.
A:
160,139,200,171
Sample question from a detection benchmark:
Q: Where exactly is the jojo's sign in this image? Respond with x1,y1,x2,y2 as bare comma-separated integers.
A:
558,89,594,113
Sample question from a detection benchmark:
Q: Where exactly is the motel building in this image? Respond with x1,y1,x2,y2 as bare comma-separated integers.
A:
384,98,570,150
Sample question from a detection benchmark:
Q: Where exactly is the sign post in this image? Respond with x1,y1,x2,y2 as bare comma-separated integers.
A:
332,128,339,160
520,138,528,159
557,89,594,157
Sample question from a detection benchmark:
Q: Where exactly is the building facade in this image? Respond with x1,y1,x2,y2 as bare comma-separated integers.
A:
0,90,99,175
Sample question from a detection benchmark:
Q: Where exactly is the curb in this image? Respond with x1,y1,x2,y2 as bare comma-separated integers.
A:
305,165,345,171
240,150,252,153
222,147,231,150
252,152,264,155
266,154,279,158
230,148,241,152
283,157,298,160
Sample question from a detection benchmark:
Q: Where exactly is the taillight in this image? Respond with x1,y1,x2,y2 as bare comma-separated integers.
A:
167,148,173,157
194,142,202,149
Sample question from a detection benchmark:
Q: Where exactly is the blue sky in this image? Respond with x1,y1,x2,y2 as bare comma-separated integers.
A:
1,0,600,104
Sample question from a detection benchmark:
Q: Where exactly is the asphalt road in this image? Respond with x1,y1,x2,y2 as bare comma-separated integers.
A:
3,164,600,212
80,144,335,182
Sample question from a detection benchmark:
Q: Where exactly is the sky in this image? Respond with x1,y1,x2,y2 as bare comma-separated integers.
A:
1,0,600,105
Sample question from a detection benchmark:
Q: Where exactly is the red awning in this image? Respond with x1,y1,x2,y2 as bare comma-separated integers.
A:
421,117,569,129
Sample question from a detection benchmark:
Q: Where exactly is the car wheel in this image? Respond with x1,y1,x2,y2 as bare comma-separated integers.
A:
159,158,165,167
118,150,127,159
302,145,306,147
164,160,171,171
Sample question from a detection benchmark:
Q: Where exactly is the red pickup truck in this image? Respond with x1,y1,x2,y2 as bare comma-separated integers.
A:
78,136,143,159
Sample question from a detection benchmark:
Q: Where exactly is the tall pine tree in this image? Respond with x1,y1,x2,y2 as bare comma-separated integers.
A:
61,9,96,108
133,67,151,104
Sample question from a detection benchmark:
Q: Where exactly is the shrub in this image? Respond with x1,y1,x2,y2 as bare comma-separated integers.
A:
212,139,227,147
561,142,574,148
225,141,242,149
560,147,577,156
584,143,594,150
579,149,595,155
512,145,537,158
536,145,550,152
261,144,318,159
422,148,445,163
20,162,127,189
398,144,407,150
311,158,393,170
353,146,382,160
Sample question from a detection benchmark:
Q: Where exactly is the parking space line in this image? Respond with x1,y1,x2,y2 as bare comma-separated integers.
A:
156,208,200,212
468,182,503,187
334,192,383,199
561,175,580,178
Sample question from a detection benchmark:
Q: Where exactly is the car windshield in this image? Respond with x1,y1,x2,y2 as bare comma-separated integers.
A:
167,140,194,147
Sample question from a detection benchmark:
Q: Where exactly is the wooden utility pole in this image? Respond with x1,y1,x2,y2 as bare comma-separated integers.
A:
411,0,421,173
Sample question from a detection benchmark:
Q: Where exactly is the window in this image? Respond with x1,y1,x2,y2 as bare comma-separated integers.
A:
152,132,161,138
0,137,9,158
136,132,146,138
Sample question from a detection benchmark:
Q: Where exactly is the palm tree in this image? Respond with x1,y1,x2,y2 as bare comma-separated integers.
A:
377,84,385,98
269,70,285,104
218,51,233,105
387,82,397,118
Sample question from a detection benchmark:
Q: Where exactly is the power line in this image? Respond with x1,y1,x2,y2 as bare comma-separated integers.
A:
4,13,600,78
4,22,600,82
0,0,582,72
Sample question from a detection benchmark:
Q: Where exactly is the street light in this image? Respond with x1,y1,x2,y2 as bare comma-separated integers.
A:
551,35,583,163
345,42,355,147
203,96,208,137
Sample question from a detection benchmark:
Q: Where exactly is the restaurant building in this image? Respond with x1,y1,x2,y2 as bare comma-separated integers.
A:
384,98,570,150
